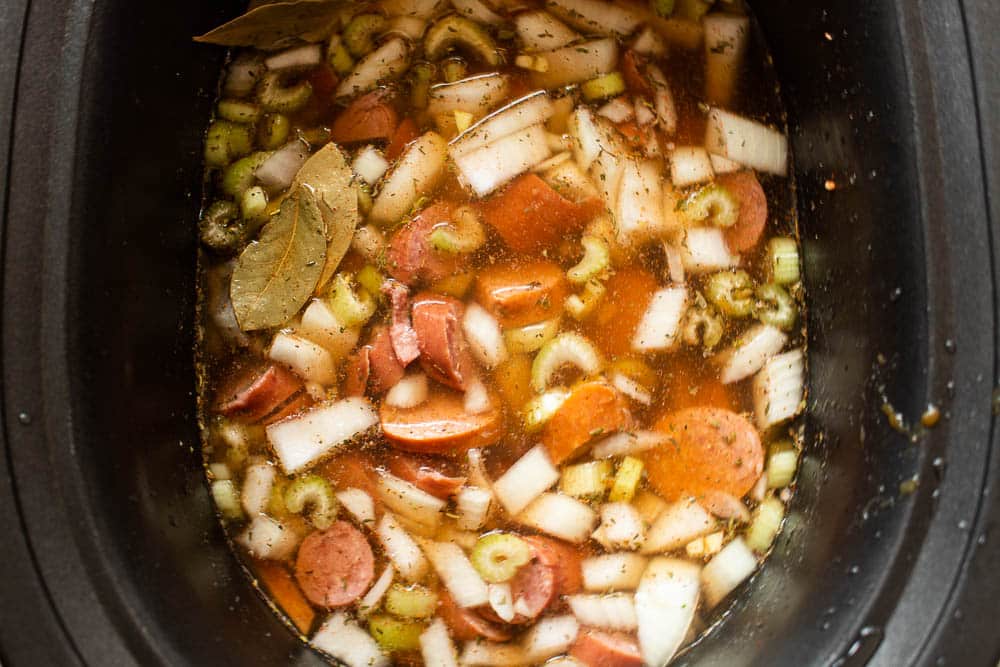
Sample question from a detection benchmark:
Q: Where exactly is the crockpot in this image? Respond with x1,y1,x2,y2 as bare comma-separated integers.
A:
1,0,998,665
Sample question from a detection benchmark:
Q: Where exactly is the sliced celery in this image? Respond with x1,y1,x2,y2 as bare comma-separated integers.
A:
522,389,570,433
368,615,425,652
746,496,784,553
409,62,435,110
682,183,740,228
199,200,244,252
241,186,269,224
257,71,313,113
442,58,468,83
568,235,611,284
257,113,291,150
384,584,438,618
221,151,271,198
682,296,724,349
327,35,355,74
767,236,801,285
565,280,607,321
427,206,485,253
343,13,387,57
530,332,602,392
581,72,626,102
211,480,245,521
429,272,475,298
356,264,387,299
204,120,252,168
767,446,799,489
705,270,754,318
284,475,339,529
560,460,614,500
328,273,377,327
753,283,797,331
424,15,500,65
609,456,644,502
470,533,532,583
504,318,560,354
218,99,261,124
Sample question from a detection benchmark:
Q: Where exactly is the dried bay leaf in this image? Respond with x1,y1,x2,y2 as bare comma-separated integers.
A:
231,188,327,330
292,143,360,292
194,1,342,49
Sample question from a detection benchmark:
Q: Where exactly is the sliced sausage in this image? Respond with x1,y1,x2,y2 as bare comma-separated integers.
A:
508,558,557,622
474,260,568,328
541,381,634,465
318,451,380,497
382,279,421,366
412,293,475,391
388,455,467,500
644,406,764,502
330,89,399,145
387,202,468,286
217,364,304,422
478,174,604,254
718,170,768,253
262,391,314,425
381,387,503,454
385,117,420,161
294,521,375,608
368,326,406,393
523,535,583,596
343,346,371,397
570,630,643,667
438,591,513,642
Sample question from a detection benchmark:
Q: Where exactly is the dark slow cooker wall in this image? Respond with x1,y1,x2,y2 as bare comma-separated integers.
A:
0,1,996,667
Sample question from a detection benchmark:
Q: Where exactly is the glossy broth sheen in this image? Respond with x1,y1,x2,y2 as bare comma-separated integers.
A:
196,1,804,664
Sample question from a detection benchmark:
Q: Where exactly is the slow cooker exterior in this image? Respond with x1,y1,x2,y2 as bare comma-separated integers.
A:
1,1,998,665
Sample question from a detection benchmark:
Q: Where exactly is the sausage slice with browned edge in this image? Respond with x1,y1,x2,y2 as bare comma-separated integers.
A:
412,292,476,391
718,170,768,253
387,202,468,286
387,455,467,500
217,364,304,422
381,388,503,454
570,629,644,667
294,521,375,608
438,591,513,642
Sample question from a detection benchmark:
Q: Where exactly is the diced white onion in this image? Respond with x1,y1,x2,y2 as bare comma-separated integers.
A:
377,471,446,530
353,145,390,185
488,583,516,622
453,124,552,197
370,131,448,225
634,97,656,127
376,513,429,582
700,491,751,523
545,0,642,37
598,97,634,123
237,515,299,560
269,332,337,386
351,224,386,264
664,241,686,284
704,15,750,108
611,372,652,405
256,140,309,191
265,44,322,71
542,159,600,201
427,73,511,117
266,398,378,474
224,55,263,97
635,558,701,667
701,537,758,608
358,565,395,618
753,348,805,429
493,445,560,515
582,552,648,592
451,92,555,157
532,38,620,89
467,448,492,489
709,152,742,174
299,299,361,361
715,323,788,385
517,492,598,543
592,502,646,551
521,615,580,663
336,487,376,528
616,158,665,245
312,612,389,667
705,107,788,176
591,430,667,459
420,617,459,667
386,372,430,409
647,64,678,136
567,106,608,172
590,145,626,215
568,593,638,631
632,490,668,525
681,227,740,274
514,10,580,51
642,498,716,554
336,38,410,99
422,540,490,608
670,146,715,188
462,303,508,369
463,376,492,415
631,26,667,58
631,286,688,353
209,462,231,480
241,463,276,516
451,0,506,24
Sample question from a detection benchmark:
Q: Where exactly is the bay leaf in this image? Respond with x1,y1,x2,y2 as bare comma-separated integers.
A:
231,188,327,331
194,1,342,49
292,143,360,292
